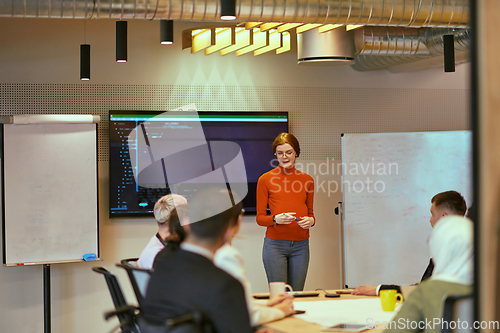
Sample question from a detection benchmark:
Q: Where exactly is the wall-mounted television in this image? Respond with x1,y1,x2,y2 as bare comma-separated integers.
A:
109,110,289,217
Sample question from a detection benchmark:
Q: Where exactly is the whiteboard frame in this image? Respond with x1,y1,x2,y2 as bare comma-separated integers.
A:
341,131,472,287
1,123,100,266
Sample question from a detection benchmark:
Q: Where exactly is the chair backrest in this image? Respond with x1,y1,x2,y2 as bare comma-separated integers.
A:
92,266,140,333
92,267,128,310
117,258,153,308
441,294,474,333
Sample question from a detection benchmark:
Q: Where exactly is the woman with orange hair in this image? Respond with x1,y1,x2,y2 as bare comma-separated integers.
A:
256,133,315,291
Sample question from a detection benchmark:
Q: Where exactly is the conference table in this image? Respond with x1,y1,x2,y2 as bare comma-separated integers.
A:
258,290,389,333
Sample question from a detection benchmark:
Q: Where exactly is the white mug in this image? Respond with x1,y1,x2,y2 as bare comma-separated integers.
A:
269,282,293,299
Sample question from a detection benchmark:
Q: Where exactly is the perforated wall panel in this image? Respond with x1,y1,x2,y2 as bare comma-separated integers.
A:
0,84,469,162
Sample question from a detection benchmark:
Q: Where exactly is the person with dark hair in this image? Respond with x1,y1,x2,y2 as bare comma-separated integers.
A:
384,216,473,333
429,190,467,227
141,188,254,333
256,133,315,291
353,190,467,296
137,193,187,269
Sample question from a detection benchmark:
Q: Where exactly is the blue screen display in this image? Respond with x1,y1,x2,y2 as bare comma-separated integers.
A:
108,111,288,217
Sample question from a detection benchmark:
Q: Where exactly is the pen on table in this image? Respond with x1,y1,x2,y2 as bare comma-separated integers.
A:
16,263,35,266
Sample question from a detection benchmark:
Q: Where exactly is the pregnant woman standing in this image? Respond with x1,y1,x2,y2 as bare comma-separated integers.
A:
256,133,315,291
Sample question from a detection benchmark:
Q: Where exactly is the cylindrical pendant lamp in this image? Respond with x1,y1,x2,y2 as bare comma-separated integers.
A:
116,21,128,62
160,20,174,45
220,0,236,20
443,34,455,73
80,44,90,80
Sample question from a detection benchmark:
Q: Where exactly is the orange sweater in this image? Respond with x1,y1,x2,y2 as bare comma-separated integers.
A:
256,166,315,241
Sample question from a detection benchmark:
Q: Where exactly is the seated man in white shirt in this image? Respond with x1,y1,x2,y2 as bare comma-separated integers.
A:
136,193,187,269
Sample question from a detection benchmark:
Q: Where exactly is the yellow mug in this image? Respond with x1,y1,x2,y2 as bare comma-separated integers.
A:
380,289,403,311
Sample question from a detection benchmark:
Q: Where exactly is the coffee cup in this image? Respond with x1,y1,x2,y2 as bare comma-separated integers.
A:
269,282,293,299
380,289,403,311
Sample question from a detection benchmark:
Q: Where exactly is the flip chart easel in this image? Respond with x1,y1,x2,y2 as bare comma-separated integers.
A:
1,114,100,333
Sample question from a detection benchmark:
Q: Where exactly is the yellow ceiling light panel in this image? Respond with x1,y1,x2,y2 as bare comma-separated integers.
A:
260,23,281,32
191,28,215,54
276,31,291,54
236,30,269,56
191,29,205,37
219,28,253,56
254,30,281,56
277,23,302,33
245,22,263,30
296,24,322,33
346,25,364,31
205,27,235,55
318,24,343,33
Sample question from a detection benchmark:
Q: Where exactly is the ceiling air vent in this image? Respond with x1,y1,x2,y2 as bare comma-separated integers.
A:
297,28,355,66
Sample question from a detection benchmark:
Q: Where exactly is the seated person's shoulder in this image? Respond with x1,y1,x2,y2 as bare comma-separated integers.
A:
152,245,176,268
162,249,242,284
192,262,246,299
210,262,245,286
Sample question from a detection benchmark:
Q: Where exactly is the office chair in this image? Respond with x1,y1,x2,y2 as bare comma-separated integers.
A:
137,312,214,333
441,294,473,333
92,267,141,333
117,260,213,333
117,258,153,308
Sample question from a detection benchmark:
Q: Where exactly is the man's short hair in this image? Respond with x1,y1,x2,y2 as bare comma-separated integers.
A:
431,190,467,216
187,188,243,241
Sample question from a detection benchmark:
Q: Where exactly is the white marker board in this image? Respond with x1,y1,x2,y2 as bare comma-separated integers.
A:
341,131,471,287
2,122,98,265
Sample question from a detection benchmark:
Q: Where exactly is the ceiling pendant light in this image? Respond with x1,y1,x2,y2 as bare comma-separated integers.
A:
80,44,90,80
160,20,174,44
116,21,128,62
443,34,455,73
80,19,90,80
220,0,236,21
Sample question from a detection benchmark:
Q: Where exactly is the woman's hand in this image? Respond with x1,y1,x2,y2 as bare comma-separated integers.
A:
297,216,314,229
274,212,297,225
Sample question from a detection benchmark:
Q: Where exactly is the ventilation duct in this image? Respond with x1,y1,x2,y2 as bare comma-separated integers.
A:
297,25,469,69
0,0,469,29
352,27,470,71
0,0,470,71
425,28,470,55
297,28,355,65
355,27,430,56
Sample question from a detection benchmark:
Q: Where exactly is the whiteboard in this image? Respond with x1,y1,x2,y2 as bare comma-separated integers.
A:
2,123,98,265
341,131,472,287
